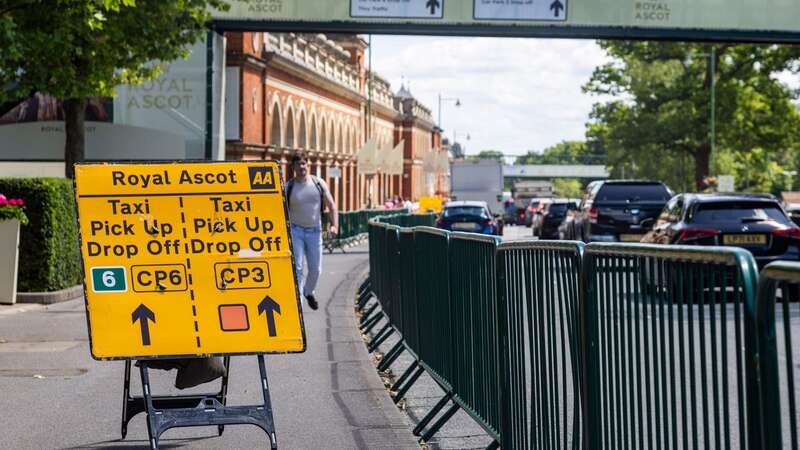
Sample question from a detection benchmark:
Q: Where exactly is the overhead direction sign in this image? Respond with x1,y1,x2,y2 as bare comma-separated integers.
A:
214,0,800,42
75,161,305,360
474,0,566,21
351,0,444,18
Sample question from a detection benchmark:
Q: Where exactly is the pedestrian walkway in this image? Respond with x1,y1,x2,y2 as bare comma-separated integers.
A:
1,244,419,449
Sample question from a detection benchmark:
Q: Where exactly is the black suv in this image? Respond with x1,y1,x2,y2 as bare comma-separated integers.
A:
574,180,672,243
641,193,800,268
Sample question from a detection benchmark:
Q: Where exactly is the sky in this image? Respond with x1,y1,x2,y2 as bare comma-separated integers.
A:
368,35,610,159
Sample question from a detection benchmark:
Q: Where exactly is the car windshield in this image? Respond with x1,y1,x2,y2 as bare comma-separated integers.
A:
549,203,576,214
596,184,670,202
443,206,488,218
691,202,791,224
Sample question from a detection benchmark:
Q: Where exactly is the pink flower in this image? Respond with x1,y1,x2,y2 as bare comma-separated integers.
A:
7,199,16,206
16,199,24,206
0,198,6,206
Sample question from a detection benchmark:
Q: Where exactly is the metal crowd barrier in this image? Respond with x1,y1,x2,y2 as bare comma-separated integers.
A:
497,240,585,450
582,243,760,450
324,208,410,253
448,233,503,446
360,214,796,450
755,261,800,450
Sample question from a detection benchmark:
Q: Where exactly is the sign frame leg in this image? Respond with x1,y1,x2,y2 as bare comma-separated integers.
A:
120,358,232,439
130,356,277,450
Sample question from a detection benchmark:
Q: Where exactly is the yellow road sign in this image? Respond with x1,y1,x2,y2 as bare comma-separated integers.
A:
75,161,305,360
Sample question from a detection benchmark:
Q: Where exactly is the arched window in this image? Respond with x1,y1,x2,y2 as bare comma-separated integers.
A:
327,119,335,152
269,103,281,146
335,125,342,154
298,111,307,149
310,116,318,150
285,110,295,148
320,119,328,152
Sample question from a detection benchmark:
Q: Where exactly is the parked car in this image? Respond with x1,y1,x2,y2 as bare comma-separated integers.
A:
436,200,502,236
532,199,578,239
641,193,800,268
573,180,672,243
503,200,526,226
786,205,800,227
524,198,552,227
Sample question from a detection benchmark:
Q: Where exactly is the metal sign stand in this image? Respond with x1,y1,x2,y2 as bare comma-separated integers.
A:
120,355,278,450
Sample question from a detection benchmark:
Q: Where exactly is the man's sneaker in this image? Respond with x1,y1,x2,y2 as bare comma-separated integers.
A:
306,294,319,310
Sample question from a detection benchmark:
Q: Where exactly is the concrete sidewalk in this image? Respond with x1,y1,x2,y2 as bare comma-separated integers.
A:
268,248,419,449
1,244,419,449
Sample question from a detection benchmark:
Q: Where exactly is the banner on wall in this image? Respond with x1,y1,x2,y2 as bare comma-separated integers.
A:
356,137,379,174
384,141,404,176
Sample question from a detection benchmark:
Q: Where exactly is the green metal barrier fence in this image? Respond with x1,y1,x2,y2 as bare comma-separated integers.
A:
448,233,503,447
414,228,453,384
582,243,760,450
324,208,411,253
362,216,800,450
755,261,800,450
496,240,585,450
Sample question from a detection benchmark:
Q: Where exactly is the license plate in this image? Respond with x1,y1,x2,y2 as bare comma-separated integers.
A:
619,234,643,242
723,234,766,245
452,222,477,230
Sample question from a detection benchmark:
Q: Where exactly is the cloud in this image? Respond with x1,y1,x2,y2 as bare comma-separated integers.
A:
369,36,609,156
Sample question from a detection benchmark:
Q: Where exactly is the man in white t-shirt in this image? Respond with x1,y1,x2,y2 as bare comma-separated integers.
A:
286,151,338,310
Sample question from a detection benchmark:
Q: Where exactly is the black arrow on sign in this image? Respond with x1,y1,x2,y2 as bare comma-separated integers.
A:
132,304,156,346
550,0,564,18
258,295,281,337
426,0,440,15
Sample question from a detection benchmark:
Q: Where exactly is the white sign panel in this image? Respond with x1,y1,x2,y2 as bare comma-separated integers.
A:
351,0,444,18
474,0,567,21
329,167,342,179
718,175,735,192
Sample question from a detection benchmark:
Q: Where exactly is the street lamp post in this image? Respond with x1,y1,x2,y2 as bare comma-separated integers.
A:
453,130,470,154
438,93,460,129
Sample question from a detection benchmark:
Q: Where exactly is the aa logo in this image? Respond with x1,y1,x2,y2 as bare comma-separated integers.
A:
248,166,276,190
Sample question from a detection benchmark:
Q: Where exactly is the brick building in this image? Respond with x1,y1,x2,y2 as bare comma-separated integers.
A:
224,32,446,210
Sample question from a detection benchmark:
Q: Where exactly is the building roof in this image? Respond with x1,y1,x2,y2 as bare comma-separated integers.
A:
396,84,413,99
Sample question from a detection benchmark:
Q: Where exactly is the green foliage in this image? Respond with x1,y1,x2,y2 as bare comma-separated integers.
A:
515,141,604,165
584,41,800,191
0,178,81,292
552,178,583,198
470,150,505,161
0,0,231,101
0,205,28,224
0,0,234,177
449,142,465,159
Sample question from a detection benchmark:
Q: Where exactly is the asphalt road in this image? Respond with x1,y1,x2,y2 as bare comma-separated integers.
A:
1,244,419,450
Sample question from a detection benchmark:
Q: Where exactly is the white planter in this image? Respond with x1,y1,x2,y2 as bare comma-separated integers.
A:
0,219,20,305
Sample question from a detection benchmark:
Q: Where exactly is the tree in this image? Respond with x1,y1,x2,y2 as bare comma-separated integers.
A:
470,150,505,161
553,178,582,198
515,140,603,165
584,41,800,190
449,142,465,159
0,0,231,178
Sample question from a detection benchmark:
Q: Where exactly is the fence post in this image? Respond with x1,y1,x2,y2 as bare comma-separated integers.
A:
496,248,512,450
580,251,601,450
741,255,764,450
753,269,785,450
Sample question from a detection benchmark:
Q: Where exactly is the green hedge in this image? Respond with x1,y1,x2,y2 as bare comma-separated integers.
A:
0,178,81,292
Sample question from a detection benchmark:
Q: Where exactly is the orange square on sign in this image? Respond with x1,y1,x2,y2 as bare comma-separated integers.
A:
218,304,250,332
